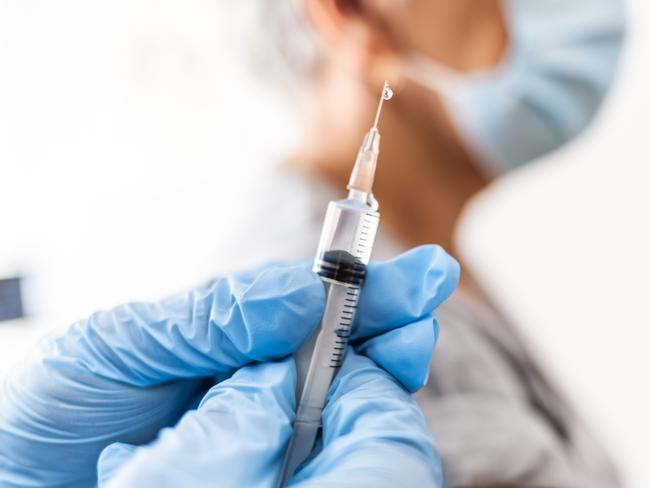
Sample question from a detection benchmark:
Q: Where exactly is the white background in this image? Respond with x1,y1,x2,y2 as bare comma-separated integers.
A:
1,1,648,486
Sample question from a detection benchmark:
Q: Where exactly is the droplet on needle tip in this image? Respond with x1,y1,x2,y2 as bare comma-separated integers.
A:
382,82,393,100
372,81,393,129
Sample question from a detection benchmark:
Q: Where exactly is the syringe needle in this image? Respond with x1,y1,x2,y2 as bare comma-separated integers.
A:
348,81,393,194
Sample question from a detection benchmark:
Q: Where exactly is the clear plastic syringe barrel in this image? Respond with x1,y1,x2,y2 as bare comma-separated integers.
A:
278,195,378,485
295,196,379,397
296,199,379,402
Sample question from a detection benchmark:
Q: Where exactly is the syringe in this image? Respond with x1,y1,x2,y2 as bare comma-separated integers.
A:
276,82,393,487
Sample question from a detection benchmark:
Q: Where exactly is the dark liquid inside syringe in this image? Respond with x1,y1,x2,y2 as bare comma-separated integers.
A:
314,250,367,286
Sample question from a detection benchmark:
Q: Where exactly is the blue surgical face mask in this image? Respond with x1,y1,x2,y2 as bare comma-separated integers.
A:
403,0,626,175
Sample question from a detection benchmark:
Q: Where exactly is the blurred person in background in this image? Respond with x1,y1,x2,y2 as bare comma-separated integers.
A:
0,0,627,487
216,0,625,486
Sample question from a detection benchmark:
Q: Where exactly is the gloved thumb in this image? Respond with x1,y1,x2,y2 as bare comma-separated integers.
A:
98,359,297,488
97,443,137,486
356,314,438,393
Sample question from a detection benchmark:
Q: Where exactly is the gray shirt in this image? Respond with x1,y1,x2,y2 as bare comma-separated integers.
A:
213,167,619,487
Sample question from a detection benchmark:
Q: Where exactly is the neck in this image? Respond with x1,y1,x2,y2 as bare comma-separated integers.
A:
286,74,489,258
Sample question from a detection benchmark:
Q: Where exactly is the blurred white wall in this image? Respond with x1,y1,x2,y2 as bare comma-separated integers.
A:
0,1,293,333
0,1,648,486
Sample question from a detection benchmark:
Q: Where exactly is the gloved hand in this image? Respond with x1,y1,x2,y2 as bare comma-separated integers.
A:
99,351,440,488
0,245,459,487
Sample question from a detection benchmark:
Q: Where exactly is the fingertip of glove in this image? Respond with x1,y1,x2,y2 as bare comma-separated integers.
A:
195,359,297,435
367,245,460,314
405,245,460,303
442,249,461,298
357,315,437,393
348,246,458,344
229,264,325,361
201,358,297,411
97,442,137,486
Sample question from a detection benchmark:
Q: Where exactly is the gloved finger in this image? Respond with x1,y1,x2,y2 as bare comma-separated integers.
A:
97,443,137,486
98,359,296,488
291,350,441,487
353,244,459,340
356,315,439,393
0,362,204,488
52,263,324,387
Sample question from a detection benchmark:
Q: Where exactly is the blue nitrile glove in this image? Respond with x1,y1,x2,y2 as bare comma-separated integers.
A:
0,245,458,487
98,351,440,487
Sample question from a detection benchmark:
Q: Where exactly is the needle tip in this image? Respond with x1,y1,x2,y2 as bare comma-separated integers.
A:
382,81,393,101
372,81,393,129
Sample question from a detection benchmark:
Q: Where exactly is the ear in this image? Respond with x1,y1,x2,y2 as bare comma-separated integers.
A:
302,0,392,78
